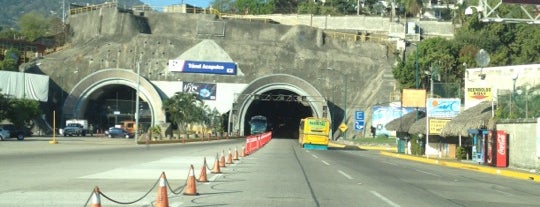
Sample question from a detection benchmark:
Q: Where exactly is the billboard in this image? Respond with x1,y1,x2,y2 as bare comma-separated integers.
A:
168,60,237,75
183,82,217,100
372,106,417,136
429,118,451,135
426,98,461,118
402,89,427,107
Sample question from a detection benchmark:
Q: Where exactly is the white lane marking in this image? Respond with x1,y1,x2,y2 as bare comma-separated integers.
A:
493,188,513,196
338,170,353,180
383,161,398,166
370,191,401,207
321,160,330,165
415,169,441,177
312,154,318,158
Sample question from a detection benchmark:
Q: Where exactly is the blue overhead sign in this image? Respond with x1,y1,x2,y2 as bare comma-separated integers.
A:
168,60,237,75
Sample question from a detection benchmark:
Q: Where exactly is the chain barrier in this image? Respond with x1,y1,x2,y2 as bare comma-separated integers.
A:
83,173,160,206
82,146,243,206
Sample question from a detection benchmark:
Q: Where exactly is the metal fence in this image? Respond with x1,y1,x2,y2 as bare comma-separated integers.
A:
496,86,540,119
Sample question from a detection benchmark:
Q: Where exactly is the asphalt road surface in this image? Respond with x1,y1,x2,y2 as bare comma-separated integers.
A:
1,137,539,207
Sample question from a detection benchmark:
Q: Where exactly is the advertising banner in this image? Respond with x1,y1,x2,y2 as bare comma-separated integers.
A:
372,106,417,136
426,98,461,118
402,89,427,107
168,60,237,75
428,118,451,135
496,130,508,167
183,82,217,100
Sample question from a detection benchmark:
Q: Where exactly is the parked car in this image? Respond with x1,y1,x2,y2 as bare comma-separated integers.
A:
0,128,10,141
105,127,133,138
0,124,31,141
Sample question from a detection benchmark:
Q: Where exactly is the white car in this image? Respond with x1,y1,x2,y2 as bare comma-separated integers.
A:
0,128,11,141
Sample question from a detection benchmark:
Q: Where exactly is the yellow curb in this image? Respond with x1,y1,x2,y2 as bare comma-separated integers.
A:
328,142,347,148
359,145,397,151
380,151,540,183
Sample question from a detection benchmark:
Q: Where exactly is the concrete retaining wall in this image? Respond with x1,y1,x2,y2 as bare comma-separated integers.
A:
497,120,540,171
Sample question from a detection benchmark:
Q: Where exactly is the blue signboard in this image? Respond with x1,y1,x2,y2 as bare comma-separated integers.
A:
168,60,237,75
355,121,365,131
355,111,364,120
372,106,417,136
426,98,461,118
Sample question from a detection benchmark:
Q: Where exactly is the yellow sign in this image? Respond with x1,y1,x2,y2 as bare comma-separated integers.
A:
467,87,492,100
339,123,348,132
402,89,427,107
429,119,451,135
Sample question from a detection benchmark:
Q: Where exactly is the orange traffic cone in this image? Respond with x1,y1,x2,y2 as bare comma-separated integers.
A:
184,164,199,195
90,186,101,207
211,153,221,174
233,147,239,160
241,146,246,157
155,172,169,207
219,151,226,167
226,149,234,164
198,157,209,182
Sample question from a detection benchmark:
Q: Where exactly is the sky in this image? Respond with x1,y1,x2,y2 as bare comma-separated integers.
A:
140,0,213,10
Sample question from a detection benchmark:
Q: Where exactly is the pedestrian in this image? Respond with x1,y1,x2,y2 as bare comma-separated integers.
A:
89,124,94,136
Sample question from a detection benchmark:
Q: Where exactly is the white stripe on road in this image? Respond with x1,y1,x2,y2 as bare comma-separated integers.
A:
415,169,441,177
338,170,353,180
312,154,318,158
382,161,398,166
321,160,330,165
370,191,401,207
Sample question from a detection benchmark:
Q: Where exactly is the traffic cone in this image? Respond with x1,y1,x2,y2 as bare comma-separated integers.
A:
184,164,199,195
219,150,226,167
226,149,234,164
198,157,209,182
233,147,239,160
241,146,246,157
155,172,169,207
90,186,101,207
211,153,221,174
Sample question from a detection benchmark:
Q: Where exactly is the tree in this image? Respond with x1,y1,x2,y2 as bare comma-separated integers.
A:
162,92,203,137
0,90,9,121
0,49,20,71
6,98,40,128
18,12,50,41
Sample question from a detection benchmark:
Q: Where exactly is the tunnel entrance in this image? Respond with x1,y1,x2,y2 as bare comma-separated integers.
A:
82,85,151,132
244,89,312,138
231,74,329,138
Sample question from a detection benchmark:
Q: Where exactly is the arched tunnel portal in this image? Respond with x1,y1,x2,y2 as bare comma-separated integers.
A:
232,74,330,138
63,69,165,132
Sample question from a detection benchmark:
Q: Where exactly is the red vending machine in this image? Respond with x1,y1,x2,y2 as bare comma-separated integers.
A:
495,130,508,167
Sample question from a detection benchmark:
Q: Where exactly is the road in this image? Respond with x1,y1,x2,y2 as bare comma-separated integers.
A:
1,137,539,206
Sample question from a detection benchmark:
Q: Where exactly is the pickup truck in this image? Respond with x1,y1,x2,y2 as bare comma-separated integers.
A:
63,123,86,136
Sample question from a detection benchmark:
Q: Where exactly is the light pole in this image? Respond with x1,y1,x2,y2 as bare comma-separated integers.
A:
135,62,140,144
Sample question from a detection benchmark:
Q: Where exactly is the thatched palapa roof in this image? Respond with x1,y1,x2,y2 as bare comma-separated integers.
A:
440,101,496,137
385,111,426,132
408,117,427,135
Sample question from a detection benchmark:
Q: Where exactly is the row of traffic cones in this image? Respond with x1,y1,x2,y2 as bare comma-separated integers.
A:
88,146,246,207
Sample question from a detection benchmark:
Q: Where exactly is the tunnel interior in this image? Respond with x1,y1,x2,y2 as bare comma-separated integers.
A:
244,89,313,138
82,84,150,132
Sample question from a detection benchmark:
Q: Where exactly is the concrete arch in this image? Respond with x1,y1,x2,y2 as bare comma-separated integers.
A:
232,74,329,136
63,69,165,126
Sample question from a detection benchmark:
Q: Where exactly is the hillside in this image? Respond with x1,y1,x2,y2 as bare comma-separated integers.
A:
0,0,144,29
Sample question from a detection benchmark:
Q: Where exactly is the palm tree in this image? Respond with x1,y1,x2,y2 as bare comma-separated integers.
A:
163,92,203,138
